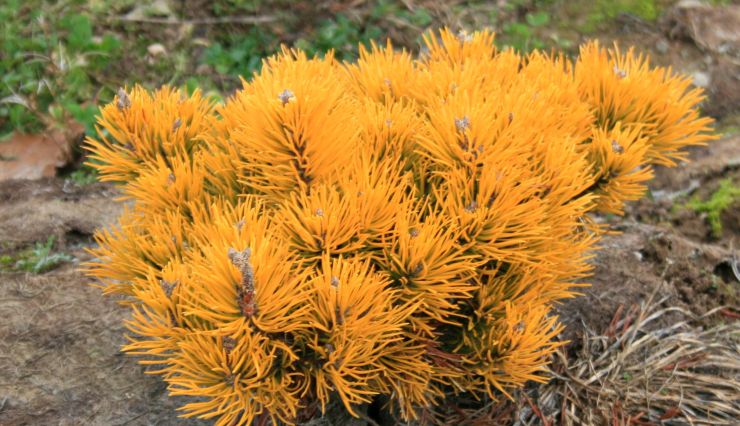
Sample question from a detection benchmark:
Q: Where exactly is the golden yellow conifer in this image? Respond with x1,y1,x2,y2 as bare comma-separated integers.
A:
84,28,716,424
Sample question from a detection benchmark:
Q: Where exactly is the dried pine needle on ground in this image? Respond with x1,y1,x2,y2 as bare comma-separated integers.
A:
518,286,740,426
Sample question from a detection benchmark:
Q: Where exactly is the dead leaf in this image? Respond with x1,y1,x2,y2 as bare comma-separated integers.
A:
0,122,83,181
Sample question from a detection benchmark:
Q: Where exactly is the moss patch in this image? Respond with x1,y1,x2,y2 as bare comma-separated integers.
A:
687,179,740,238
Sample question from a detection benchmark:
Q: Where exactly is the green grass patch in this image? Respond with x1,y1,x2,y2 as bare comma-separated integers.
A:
0,236,73,273
66,168,98,185
564,0,663,33
686,179,740,238
0,0,120,137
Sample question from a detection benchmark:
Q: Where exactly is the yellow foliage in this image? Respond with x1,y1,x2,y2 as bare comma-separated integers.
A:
84,28,716,424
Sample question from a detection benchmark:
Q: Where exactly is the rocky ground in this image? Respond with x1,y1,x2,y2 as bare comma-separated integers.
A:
0,3,738,425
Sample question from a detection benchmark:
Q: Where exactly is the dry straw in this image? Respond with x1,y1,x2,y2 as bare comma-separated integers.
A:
519,287,740,425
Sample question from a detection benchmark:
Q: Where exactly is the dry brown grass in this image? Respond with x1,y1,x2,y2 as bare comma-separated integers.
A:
517,286,740,426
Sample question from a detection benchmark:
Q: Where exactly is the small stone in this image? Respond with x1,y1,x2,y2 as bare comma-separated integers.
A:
655,39,669,55
195,63,212,75
691,71,710,88
147,43,167,58
124,0,172,19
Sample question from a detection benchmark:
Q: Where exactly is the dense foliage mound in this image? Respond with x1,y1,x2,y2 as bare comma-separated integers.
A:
85,29,715,425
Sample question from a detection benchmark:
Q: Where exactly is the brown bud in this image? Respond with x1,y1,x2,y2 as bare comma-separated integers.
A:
228,247,257,317
116,88,131,110
457,30,472,43
278,89,295,105
223,336,236,353
160,279,178,298
455,116,471,133
613,66,627,79
611,139,624,154
412,262,424,276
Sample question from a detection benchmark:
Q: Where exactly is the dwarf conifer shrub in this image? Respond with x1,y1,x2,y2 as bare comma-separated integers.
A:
85,29,715,425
